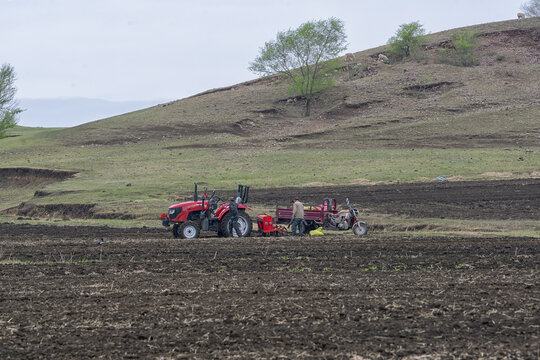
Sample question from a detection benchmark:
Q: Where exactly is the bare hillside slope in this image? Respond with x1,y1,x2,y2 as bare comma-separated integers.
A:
53,19,540,150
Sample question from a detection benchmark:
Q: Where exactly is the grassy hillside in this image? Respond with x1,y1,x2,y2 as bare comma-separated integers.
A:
1,18,539,222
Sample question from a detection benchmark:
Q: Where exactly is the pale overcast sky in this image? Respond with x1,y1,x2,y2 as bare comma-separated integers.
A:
1,0,527,126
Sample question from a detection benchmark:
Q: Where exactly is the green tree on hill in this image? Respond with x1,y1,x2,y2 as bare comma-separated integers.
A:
0,64,22,139
249,17,347,117
521,0,540,17
386,21,427,61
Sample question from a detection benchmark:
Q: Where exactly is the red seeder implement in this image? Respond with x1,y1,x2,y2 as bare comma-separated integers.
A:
256,213,287,236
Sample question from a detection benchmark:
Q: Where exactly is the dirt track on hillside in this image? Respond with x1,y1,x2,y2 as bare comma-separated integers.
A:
0,227,538,359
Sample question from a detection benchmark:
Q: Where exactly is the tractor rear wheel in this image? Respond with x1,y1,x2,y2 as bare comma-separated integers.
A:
178,221,200,239
220,212,252,237
352,222,368,236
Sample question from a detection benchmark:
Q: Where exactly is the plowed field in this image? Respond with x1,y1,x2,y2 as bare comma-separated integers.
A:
251,179,540,220
1,223,538,359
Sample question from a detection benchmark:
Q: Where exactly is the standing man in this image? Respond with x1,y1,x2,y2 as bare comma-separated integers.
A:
228,197,243,237
290,198,305,237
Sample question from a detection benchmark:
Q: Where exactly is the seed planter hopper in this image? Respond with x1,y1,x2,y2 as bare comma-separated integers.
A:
256,213,287,236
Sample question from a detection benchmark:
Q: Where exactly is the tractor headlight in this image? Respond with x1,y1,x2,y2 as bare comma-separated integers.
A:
168,207,182,218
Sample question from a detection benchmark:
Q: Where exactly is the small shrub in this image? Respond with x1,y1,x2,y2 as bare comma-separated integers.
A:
438,30,479,67
496,55,505,62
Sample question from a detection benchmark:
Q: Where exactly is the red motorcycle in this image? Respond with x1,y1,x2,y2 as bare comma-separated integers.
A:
322,198,368,235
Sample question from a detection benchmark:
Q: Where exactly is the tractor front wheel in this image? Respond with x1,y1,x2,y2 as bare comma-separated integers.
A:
172,223,180,238
220,212,252,237
178,221,200,239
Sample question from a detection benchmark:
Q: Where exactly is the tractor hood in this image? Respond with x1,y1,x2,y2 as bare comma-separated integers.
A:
169,201,201,210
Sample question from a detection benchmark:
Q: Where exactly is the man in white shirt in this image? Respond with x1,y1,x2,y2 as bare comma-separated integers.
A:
290,198,305,237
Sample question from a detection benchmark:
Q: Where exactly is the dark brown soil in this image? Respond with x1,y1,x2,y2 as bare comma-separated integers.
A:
251,178,540,220
0,222,161,239
0,225,538,359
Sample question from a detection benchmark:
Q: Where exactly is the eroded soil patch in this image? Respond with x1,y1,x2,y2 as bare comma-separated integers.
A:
0,167,77,187
9,202,97,219
5,203,137,220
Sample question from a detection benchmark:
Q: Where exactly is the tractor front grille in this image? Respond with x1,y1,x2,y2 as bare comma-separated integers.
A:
168,207,182,219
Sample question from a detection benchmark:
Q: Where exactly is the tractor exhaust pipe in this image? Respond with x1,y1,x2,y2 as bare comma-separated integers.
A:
237,184,249,204
193,182,198,201
237,184,243,202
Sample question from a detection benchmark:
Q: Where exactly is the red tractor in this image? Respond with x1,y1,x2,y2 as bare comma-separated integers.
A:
160,184,252,239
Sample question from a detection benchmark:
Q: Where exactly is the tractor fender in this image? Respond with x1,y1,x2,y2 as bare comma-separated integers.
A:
216,205,251,221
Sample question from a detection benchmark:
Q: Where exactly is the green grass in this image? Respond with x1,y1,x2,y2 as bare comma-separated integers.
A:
2,128,538,216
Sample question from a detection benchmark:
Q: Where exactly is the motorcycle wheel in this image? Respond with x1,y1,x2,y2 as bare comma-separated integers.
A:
352,222,368,236
322,220,331,230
